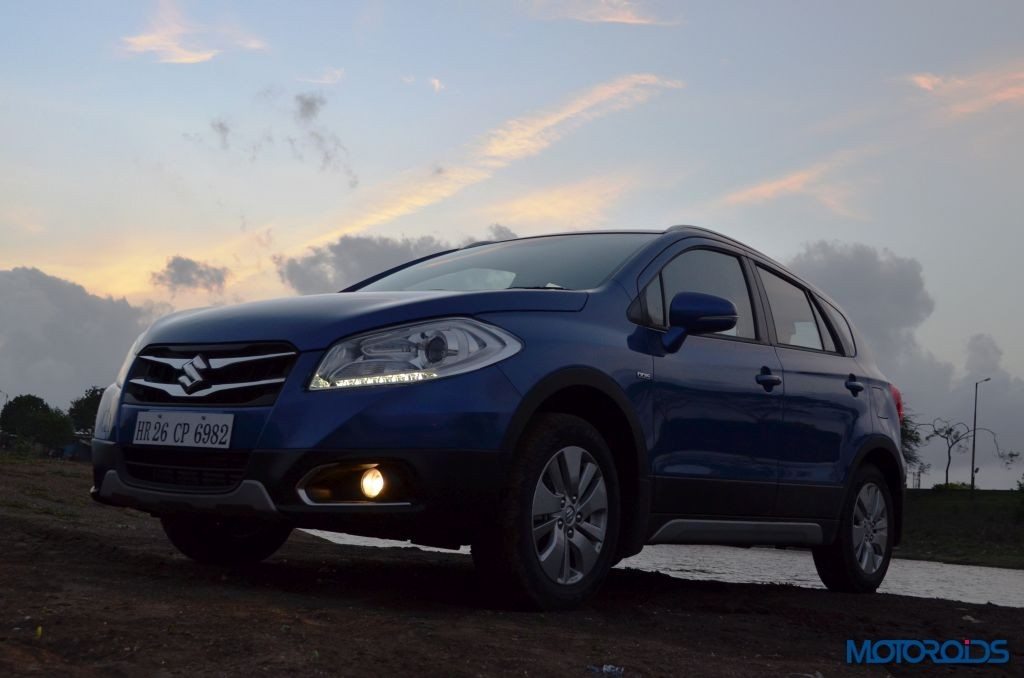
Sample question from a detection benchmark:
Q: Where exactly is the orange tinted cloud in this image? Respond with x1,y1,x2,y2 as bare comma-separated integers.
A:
909,66,1024,116
724,165,829,205
721,151,864,218
122,0,264,64
481,175,634,229
299,73,682,250
523,1,677,26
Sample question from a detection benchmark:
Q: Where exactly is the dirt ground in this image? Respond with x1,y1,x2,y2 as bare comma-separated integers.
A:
1,459,1020,677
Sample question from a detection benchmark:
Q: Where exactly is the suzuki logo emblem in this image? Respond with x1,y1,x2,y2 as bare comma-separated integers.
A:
177,355,209,394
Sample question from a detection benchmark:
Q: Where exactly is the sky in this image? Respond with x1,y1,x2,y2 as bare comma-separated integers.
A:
1,1,1023,487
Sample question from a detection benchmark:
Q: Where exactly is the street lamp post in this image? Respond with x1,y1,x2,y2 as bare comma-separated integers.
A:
971,377,991,491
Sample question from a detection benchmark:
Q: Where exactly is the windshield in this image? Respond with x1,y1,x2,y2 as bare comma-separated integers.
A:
357,233,657,292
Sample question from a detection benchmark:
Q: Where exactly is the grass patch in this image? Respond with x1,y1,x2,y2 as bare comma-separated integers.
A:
899,489,1024,569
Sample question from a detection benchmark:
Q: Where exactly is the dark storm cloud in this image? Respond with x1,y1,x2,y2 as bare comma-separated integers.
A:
275,225,519,295
788,241,1022,487
306,129,358,187
479,223,517,241
275,234,450,294
294,92,326,124
210,118,230,150
188,89,358,186
965,333,1003,375
788,241,934,360
150,256,230,294
0,268,150,408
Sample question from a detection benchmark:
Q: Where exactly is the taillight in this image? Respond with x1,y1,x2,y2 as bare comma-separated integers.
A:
889,383,904,423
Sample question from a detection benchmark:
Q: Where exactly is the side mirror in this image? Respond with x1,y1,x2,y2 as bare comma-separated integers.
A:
663,292,738,352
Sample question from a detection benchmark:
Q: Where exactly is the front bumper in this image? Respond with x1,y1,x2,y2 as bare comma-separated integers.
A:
91,439,507,547
93,362,524,547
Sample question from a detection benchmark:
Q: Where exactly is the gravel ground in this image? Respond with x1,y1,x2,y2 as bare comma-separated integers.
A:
1,458,1020,677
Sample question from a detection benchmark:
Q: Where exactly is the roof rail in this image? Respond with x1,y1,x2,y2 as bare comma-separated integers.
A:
460,240,496,249
664,224,749,249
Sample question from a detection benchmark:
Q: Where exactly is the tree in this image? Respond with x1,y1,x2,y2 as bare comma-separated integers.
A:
900,410,928,472
68,386,104,433
919,417,1020,486
0,393,75,449
32,408,76,449
0,394,49,436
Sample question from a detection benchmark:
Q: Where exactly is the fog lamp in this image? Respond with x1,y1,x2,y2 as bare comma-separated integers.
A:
360,468,385,499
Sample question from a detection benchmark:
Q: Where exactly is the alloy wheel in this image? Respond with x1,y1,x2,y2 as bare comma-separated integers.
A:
531,445,609,585
851,482,889,575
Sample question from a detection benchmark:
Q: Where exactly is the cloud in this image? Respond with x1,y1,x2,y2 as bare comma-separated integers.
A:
210,118,230,150
788,242,934,361
296,73,681,251
483,224,518,241
190,91,357,186
481,175,632,229
429,77,445,93
300,67,345,85
479,73,681,162
965,333,1002,375
523,0,677,25
289,93,358,186
150,256,230,294
276,225,517,294
908,66,1024,117
788,241,1023,488
122,0,265,64
0,268,151,408
295,92,327,123
721,151,864,218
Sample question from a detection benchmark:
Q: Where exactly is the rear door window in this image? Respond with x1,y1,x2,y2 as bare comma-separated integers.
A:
757,267,823,350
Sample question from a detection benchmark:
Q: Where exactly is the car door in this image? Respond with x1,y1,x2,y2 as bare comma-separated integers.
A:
753,265,872,519
647,245,784,517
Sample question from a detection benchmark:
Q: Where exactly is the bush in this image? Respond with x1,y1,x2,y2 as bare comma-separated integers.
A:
931,482,971,491
1017,474,1024,523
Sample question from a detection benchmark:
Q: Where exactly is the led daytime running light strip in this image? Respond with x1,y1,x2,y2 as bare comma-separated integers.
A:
312,371,438,389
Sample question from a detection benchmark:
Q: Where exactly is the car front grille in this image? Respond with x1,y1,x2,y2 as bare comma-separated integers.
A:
123,447,250,491
124,342,297,407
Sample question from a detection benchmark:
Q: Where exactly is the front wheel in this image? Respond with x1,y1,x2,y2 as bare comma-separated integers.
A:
812,465,894,593
473,413,620,610
160,515,292,566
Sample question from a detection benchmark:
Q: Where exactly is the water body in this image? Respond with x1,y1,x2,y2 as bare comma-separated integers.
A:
304,530,1024,608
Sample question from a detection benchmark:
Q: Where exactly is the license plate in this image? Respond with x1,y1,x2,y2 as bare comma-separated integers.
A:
132,411,234,449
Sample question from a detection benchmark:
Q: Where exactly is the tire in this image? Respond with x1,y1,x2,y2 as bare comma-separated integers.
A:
160,515,292,566
812,464,894,593
473,413,620,610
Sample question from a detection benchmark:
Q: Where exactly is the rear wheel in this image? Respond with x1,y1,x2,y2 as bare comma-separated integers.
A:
473,414,620,609
160,515,292,566
812,465,893,592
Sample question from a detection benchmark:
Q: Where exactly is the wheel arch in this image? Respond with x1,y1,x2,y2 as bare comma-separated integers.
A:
847,436,905,545
502,368,650,559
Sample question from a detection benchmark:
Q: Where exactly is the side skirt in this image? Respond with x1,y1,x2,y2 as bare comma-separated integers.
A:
647,516,834,546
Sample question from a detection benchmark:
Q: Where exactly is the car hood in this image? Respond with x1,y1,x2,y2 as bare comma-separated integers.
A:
141,290,588,351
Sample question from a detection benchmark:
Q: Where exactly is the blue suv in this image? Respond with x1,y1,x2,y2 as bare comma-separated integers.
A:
92,227,905,609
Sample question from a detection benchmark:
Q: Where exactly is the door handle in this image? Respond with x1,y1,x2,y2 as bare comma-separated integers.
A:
845,375,865,395
756,367,782,392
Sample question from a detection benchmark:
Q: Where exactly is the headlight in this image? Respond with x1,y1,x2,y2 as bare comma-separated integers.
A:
116,332,146,386
93,384,120,441
309,318,522,390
